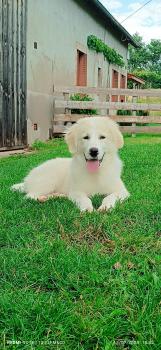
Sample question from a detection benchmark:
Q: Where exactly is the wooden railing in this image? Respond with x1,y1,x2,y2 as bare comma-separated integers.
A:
53,87,161,134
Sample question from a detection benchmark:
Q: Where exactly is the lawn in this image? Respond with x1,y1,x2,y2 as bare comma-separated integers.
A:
0,136,161,350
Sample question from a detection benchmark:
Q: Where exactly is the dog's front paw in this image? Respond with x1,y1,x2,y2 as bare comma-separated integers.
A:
98,203,113,212
69,193,93,213
38,195,48,202
98,194,116,212
118,191,130,202
80,204,93,213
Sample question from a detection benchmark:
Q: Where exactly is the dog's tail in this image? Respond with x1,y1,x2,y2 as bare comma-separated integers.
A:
11,182,25,192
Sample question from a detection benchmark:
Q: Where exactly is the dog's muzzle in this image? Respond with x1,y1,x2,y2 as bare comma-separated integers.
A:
84,154,105,173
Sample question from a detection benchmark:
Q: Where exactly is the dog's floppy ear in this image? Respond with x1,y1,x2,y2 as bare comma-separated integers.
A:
65,123,78,154
108,119,124,149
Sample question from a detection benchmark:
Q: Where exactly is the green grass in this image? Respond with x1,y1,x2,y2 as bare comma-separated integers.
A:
0,136,161,350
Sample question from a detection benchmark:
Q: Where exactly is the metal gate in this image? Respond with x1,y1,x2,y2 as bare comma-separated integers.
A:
0,0,27,150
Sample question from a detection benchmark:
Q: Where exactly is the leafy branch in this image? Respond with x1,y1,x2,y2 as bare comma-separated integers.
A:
87,35,125,67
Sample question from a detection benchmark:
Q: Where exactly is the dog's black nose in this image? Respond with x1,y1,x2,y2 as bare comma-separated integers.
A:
89,147,98,158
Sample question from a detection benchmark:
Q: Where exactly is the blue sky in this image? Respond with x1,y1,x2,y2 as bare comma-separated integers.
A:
100,0,161,42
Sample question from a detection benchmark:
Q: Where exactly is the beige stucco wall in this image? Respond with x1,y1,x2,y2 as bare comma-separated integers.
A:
26,0,128,145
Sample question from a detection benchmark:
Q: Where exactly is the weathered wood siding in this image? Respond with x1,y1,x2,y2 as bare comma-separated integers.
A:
0,0,27,150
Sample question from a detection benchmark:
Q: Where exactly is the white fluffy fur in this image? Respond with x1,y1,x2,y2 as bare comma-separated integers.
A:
11,117,130,211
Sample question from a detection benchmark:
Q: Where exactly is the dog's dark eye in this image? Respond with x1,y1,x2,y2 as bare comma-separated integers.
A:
83,135,90,140
99,135,106,139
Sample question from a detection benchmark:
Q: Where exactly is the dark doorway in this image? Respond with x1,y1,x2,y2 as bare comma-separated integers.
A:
112,69,118,102
98,67,102,87
120,74,126,102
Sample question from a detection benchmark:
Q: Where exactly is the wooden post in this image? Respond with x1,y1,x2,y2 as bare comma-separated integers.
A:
100,93,107,116
63,92,70,114
132,83,137,137
63,92,71,127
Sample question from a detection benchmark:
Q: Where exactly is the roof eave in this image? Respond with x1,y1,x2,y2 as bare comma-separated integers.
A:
128,73,145,84
87,0,140,48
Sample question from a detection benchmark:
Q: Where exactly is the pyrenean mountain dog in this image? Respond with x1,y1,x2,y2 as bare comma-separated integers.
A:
11,117,129,212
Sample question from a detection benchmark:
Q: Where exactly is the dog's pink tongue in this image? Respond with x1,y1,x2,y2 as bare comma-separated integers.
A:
86,160,99,173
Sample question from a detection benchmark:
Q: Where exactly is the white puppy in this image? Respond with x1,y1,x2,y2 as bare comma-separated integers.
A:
12,117,129,212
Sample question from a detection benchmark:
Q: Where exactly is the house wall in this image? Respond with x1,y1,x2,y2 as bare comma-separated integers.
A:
26,0,128,144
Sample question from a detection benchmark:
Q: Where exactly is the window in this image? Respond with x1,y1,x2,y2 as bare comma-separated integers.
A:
112,69,118,102
98,67,102,87
77,50,87,86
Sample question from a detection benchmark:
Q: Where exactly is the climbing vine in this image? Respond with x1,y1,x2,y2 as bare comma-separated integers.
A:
87,35,125,67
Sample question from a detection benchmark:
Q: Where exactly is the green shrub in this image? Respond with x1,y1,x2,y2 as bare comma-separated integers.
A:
117,109,149,126
117,109,149,116
117,110,132,116
70,93,97,115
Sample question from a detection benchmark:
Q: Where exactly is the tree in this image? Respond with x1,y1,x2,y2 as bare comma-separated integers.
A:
128,33,150,71
128,34,161,88
132,70,161,89
147,39,161,72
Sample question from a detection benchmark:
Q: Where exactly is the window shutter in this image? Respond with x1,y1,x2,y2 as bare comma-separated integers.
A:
77,51,87,86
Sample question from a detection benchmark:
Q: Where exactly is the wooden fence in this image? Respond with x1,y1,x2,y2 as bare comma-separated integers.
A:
53,87,161,134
